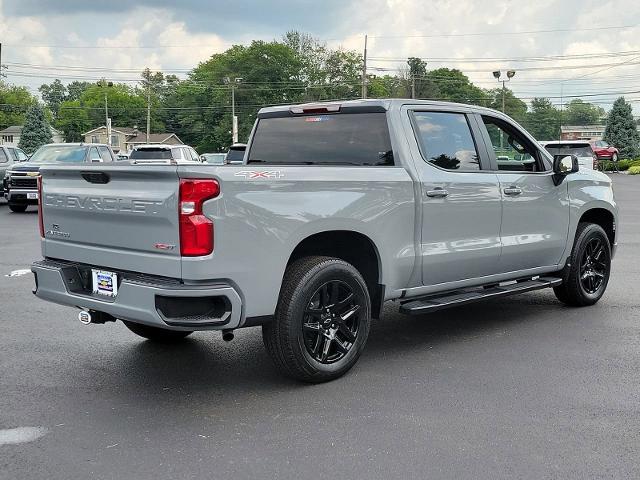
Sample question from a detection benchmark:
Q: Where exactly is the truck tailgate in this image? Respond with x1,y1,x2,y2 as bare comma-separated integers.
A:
40,164,182,278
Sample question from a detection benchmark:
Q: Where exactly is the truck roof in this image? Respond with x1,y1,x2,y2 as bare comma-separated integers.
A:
258,98,505,117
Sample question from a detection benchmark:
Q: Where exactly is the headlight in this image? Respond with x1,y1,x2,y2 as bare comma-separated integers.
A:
4,170,11,179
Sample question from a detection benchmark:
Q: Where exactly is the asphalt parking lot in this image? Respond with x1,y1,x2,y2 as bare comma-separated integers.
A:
1,175,639,480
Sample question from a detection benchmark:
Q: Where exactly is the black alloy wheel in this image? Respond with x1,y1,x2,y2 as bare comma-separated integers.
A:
302,280,361,364
579,237,607,295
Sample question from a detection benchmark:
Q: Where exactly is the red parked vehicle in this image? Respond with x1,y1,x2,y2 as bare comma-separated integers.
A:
590,140,619,162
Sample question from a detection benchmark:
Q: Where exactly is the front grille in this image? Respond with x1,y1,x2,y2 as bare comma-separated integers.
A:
11,177,37,188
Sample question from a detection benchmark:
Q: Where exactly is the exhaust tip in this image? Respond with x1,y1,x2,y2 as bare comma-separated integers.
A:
222,330,234,342
78,310,92,325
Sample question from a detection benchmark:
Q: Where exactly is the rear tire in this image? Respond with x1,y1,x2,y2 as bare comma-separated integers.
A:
123,321,193,343
9,204,27,213
262,256,371,383
554,223,611,307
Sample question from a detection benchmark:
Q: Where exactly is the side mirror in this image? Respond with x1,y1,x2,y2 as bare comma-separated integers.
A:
552,154,579,185
200,155,206,163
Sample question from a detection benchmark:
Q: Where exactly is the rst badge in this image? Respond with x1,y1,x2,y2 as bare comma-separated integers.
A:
234,170,284,179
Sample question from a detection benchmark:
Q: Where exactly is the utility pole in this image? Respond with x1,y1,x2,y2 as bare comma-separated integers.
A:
224,77,242,144
146,81,151,143
411,75,416,99
361,34,368,99
98,79,113,145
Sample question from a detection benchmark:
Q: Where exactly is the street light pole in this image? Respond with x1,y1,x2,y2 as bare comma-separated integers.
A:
492,70,516,150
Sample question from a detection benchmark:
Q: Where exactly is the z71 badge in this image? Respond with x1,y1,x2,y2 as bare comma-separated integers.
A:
234,170,284,179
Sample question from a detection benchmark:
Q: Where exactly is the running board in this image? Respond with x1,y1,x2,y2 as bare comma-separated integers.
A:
399,276,563,315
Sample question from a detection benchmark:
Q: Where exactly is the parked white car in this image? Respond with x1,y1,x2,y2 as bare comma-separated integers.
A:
541,141,597,170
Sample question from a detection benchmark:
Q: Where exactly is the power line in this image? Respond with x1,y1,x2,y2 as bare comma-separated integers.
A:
367,24,637,38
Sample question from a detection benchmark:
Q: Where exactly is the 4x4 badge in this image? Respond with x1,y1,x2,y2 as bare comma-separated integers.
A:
234,170,284,179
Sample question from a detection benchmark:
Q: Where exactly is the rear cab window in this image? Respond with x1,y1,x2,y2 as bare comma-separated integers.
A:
544,143,593,158
0,149,8,163
130,148,173,160
248,112,394,166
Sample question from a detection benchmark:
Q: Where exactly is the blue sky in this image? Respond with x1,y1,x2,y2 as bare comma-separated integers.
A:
1,0,640,113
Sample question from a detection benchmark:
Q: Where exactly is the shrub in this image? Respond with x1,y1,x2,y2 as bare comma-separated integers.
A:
628,166,640,175
600,159,640,171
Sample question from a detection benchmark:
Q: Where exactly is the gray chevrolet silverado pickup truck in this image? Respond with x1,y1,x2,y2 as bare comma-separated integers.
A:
31,99,618,382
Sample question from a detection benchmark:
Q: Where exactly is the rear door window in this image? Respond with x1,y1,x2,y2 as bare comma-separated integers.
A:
248,112,394,166
411,111,480,171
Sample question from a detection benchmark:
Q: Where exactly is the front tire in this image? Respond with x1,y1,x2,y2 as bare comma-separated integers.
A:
123,321,193,343
263,256,372,383
9,204,27,213
554,223,611,306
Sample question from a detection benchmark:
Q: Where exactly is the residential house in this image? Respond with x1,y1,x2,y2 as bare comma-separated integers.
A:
83,126,183,153
0,125,65,147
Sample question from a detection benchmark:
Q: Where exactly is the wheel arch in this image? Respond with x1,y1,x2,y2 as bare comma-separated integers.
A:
286,230,385,318
579,207,616,247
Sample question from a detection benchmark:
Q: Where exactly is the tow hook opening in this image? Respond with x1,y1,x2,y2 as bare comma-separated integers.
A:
78,309,116,325
222,329,235,342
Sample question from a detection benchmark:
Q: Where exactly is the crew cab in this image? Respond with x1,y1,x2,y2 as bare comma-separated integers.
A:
31,100,618,383
5,143,115,212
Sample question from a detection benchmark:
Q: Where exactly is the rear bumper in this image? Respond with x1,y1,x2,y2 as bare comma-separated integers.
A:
31,259,243,331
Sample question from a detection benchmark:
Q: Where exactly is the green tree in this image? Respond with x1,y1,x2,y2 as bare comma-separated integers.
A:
603,97,640,158
283,31,362,101
523,98,562,140
0,82,36,129
38,79,67,118
563,99,605,125
18,104,53,154
56,100,91,142
486,87,527,123
66,81,92,101
425,68,488,105
174,40,304,152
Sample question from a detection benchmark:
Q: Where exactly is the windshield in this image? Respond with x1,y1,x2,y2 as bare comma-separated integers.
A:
130,148,173,160
28,145,87,163
544,144,593,158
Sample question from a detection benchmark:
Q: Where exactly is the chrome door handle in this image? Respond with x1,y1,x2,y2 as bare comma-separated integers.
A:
425,188,449,198
503,186,522,196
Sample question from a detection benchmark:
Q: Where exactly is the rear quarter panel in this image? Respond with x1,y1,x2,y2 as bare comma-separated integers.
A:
178,165,416,318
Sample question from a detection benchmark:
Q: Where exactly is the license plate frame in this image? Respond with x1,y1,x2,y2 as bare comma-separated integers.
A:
27,192,38,200
91,269,118,297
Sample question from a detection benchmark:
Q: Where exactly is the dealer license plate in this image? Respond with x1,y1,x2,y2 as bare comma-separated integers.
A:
92,270,118,297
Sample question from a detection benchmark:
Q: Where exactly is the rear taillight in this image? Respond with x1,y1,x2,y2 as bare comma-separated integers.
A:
37,175,44,238
179,179,220,256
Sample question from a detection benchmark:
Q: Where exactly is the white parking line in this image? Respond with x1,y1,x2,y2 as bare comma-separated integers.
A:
0,426,47,446
5,269,31,278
